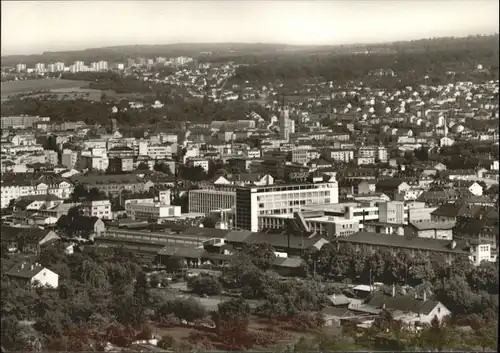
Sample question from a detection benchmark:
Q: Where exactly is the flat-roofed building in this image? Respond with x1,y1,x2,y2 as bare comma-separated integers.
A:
189,189,236,214
235,178,338,232
126,202,181,221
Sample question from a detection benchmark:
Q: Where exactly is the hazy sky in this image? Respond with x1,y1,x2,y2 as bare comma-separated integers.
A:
1,0,498,56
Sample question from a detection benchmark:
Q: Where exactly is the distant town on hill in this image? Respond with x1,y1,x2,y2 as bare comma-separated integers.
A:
1,34,498,67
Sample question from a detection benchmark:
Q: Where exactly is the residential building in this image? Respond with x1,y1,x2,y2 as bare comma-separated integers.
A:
407,202,436,222
337,232,494,265
0,226,60,254
188,158,209,172
404,221,455,240
376,179,411,200
35,63,46,72
291,149,308,165
5,262,59,289
70,174,148,196
79,154,109,171
329,149,355,163
44,150,59,166
378,201,407,225
363,293,451,325
81,199,112,220
279,106,291,141
1,178,73,209
61,149,79,169
108,157,134,172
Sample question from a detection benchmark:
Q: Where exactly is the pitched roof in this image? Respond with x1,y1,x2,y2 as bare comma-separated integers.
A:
366,293,442,316
224,230,252,243
409,221,455,231
243,232,327,250
180,227,230,239
376,178,405,190
0,226,53,243
336,231,469,254
430,203,460,217
5,261,45,279
272,257,304,268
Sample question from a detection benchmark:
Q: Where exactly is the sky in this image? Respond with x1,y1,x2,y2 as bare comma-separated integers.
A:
1,0,499,56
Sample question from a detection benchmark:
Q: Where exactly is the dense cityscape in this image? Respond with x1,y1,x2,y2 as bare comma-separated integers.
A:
0,20,499,353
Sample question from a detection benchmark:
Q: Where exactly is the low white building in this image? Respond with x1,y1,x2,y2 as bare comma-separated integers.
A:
188,158,210,172
126,202,181,221
1,179,73,209
81,199,112,220
470,243,495,266
5,262,59,288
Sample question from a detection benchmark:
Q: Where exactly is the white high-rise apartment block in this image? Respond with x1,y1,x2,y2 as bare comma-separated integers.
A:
35,63,46,73
235,180,339,232
16,63,26,72
279,106,291,141
71,61,85,73
55,62,65,72
91,61,108,71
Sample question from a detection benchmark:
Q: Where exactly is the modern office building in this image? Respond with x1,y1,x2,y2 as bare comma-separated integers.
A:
189,189,236,214
235,179,339,232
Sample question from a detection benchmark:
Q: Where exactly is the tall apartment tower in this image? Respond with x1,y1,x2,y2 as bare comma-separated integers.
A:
279,106,290,141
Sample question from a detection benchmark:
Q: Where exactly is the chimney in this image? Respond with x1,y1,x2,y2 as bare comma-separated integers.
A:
392,284,396,298
423,291,427,302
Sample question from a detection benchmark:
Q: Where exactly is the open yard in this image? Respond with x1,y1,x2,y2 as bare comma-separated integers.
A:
151,317,339,351
2,78,155,103
1,78,91,97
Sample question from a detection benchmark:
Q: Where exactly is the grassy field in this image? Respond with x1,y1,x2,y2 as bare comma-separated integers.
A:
1,78,151,103
151,317,334,351
1,78,91,97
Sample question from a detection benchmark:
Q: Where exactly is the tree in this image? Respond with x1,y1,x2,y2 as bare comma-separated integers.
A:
217,298,251,323
244,244,276,271
70,184,89,202
179,165,207,182
187,275,222,296
201,217,217,228
414,146,429,161
158,298,206,323
172,298,207,322
137,162,150,170
473,322,498,351
419,316,450,351
149,273,161,288
133,272,149,307
158,335,176,350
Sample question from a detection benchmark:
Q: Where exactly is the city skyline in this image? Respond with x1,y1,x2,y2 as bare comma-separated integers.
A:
2,0,499,56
